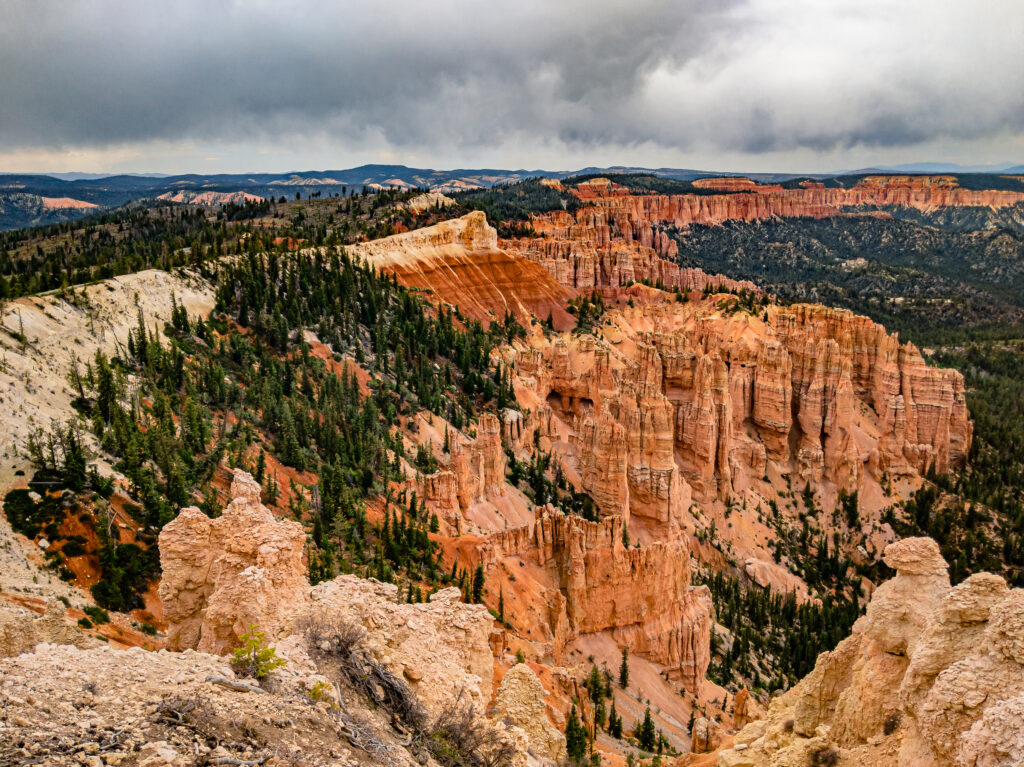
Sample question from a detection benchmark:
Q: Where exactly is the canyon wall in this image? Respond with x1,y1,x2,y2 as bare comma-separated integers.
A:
503,205,757,293
352,211,575,327
503,299,970,508
505,175,1024,295
571,175,1024,232
479,506,712,692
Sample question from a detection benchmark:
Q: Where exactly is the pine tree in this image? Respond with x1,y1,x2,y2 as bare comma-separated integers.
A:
619,647,629,689
565,705,588,765
587,664,605,703
472,563,485,604
498,588,505,622
609,700,622,738
254,449,266,484
636,707,657,752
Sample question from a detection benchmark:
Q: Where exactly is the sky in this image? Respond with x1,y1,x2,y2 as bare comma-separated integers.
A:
1,0,1023,175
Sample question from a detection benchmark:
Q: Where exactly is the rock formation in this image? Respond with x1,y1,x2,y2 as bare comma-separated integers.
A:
550,175,1024,236
290,576,497,714
715,537,1024,767
0,599,97,657
501,298,970,514
452,412,508,507
351,211,575,327
692,716,724,754
494,663,567,764
158,471,503,719
157,469,309,653
504,205,757,294
476,507,712,692
505,175,1024,299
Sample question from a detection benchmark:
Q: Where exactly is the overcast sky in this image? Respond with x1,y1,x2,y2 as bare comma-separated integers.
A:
1,0,1022,175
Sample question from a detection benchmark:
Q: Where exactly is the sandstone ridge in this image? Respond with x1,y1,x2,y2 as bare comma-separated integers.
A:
351,211,575,326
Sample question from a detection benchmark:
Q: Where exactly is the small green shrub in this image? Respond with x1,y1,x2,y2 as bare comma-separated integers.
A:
83,605,110,625
231,624,286,679
308,680,334,704
78,617,93,629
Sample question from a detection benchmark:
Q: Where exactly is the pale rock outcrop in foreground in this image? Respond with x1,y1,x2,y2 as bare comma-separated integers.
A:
493,664,567,764
287,575,496,715
0,598,97,657
716,537,1024,767
0,642,359,767
158,470,308,654
159,469,500,716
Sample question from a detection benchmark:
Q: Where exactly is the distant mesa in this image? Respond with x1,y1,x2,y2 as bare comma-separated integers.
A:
39,196,99,210
267,175,342,186
156,190,264,205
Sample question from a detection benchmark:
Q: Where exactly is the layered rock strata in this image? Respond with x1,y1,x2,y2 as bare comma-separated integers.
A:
507,175,1024,296
351,211,574,327
478,507,712,692
505,300,970,508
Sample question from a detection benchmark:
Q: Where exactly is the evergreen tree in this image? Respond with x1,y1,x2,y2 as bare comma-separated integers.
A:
608,700,623,738
636,707,657,753
471,562,485,603
619,647,630,688
565,705,588,765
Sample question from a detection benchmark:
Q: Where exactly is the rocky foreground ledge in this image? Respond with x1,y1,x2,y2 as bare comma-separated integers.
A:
0,470,566,767
714,537,1024,767
2,474,1021,766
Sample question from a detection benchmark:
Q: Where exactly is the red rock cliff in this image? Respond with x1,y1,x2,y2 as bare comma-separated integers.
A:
479,507,712,692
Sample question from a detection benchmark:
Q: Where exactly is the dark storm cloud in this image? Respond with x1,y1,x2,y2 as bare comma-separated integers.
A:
1,0,1022,161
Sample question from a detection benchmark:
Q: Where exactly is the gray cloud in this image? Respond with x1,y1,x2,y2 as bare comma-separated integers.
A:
0,0,1022,170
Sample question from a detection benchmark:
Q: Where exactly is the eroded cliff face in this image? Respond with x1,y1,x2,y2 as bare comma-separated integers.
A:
352,211,575,328
556,174,1024,235
503,204,757,294
503,297,970,514
371,212,972,713
715,538,1024,767
475,506,712,693
503,175,1024,298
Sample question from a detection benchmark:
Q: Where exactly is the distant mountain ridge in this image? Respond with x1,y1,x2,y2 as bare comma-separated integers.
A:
1,162,1022,231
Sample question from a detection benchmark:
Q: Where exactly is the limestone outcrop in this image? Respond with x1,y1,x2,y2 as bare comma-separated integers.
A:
550,175,1024,234
452,412,508,508
157,469,309,654
692,716,724,754
0,599,97,657
504,204,757,294
158,470,500,717
505,174,1024,300
503,298,970,512
715,537,1024,767
289,576,497,715
351,211,574,327
494,663,567,764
